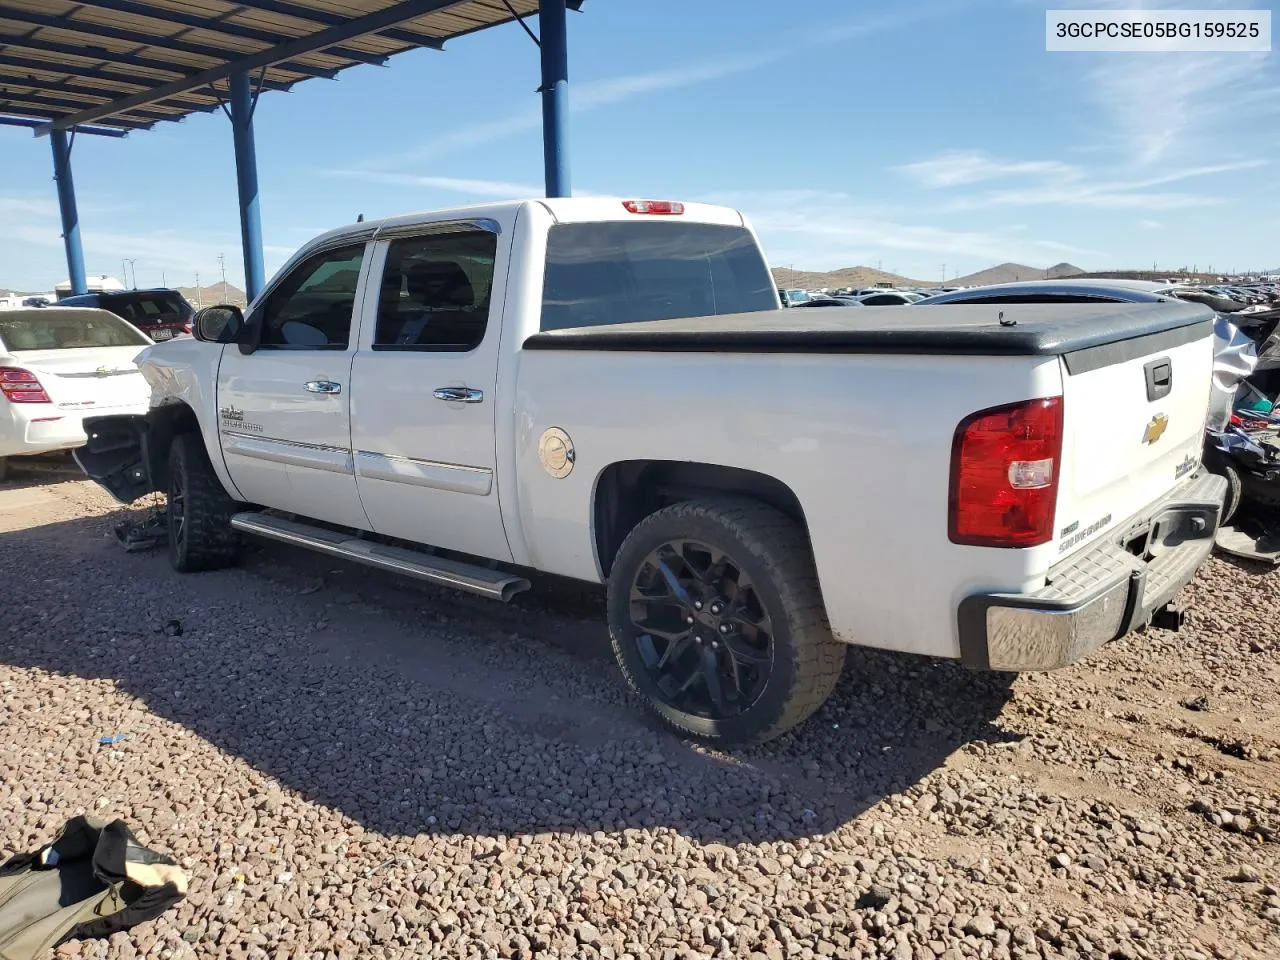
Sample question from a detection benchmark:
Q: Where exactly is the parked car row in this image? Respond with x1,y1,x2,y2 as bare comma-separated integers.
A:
0,307,153,479
778,284,960,308
0,287,199,476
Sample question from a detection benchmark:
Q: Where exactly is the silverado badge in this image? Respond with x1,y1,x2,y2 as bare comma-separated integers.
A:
1142,413,1169,445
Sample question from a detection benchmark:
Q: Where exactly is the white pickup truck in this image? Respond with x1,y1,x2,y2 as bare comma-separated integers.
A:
76,198,1226,744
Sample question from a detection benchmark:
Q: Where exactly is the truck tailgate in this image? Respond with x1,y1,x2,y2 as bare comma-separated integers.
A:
1054,328,1213,556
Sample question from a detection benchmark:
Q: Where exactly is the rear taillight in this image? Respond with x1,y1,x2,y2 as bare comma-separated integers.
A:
0,368,51,404
180,322,192,334
949,396,1063,547
622,199,684,215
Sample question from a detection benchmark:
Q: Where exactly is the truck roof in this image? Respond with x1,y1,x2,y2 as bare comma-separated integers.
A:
305,197,748,250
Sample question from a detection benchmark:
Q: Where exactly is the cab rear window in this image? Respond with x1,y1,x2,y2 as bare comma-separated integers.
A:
540,222,777,331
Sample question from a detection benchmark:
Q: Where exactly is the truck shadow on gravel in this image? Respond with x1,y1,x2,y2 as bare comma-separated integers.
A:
1,511,1019,845
0,453,84,491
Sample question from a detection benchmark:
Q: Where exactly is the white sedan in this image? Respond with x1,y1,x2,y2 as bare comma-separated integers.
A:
0,307,152,479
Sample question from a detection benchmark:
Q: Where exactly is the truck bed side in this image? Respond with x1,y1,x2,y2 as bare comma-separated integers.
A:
511,347,1063,660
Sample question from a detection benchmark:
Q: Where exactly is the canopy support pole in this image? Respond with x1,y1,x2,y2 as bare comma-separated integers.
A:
50,129,87,295
539,0,570,198
230,71,266,301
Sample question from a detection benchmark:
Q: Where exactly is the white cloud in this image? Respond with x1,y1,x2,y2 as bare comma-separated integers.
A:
699,189,1098,274
1014,1,1277,162
371,2,965,168
898,151,1082,188
0,193,292,289
371,55,777,168
899,148,1268,213
0,196,59,219
938,157,1266,210
325,170,545,198
1085,52,1274,165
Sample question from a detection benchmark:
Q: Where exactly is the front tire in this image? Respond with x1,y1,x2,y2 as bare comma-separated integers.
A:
168,433,239,572
607,498,845,745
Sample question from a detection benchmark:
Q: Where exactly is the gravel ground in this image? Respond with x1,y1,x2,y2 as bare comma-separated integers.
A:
1,466,1277,960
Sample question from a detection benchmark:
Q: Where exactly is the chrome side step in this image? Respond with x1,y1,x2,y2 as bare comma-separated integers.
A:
230,512,531,602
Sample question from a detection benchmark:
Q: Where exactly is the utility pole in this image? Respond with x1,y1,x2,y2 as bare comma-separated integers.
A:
217,253,227,301
195,271,201,307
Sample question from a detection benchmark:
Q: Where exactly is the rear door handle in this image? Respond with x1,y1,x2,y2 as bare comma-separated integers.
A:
304,380,342,395
433,386,484,403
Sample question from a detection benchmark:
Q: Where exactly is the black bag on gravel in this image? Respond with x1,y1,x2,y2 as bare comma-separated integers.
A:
0,815,188,959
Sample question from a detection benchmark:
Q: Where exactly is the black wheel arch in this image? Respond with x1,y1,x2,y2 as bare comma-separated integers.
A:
593,460,811,578
143,402,203,492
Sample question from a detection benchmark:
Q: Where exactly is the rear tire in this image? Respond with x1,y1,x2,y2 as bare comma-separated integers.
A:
1220,461,1243,524
167,432,239,572
1203,445,1244,524
0,457,8,482
607,498,845,745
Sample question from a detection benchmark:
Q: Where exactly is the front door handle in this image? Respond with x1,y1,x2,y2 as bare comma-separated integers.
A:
304,380,342,395
433,386,484,404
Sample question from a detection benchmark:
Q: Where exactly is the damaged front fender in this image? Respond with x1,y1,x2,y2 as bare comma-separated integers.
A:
74,406,195,504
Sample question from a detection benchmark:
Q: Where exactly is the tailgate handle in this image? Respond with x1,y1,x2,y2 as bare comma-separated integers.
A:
1144,357,1172,402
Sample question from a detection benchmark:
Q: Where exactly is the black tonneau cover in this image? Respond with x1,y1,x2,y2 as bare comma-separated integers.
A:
522,302,1213,364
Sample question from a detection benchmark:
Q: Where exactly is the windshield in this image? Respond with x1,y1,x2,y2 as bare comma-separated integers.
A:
540,222,777,331
0,309,151,351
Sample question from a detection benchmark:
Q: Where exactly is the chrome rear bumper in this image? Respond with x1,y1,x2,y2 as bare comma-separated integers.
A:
957,470,1227,671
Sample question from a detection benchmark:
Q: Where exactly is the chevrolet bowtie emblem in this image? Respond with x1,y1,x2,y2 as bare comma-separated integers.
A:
1142,413,1169,445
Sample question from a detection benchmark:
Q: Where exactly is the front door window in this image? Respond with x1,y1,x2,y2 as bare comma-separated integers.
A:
256,244,366,349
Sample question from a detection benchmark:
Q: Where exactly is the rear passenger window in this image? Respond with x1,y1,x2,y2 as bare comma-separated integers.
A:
373,231,497,352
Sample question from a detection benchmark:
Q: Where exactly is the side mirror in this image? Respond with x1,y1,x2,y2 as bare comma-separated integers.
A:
193,305,244,344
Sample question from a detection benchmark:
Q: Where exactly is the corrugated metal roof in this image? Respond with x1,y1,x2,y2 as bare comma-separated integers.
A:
0,0,564,133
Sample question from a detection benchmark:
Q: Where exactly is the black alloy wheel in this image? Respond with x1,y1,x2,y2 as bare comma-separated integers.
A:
628,538,774,721
607,498,845,744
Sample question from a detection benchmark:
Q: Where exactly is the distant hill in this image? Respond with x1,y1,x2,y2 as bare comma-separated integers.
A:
770,261,1088,290
949,262,1083,287
178,283,247,307
771,265,927,289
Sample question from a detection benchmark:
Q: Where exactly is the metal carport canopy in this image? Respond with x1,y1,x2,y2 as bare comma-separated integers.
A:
0,0,578,297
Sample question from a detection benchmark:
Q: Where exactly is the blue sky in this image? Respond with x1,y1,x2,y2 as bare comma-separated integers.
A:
1,0,1277,291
